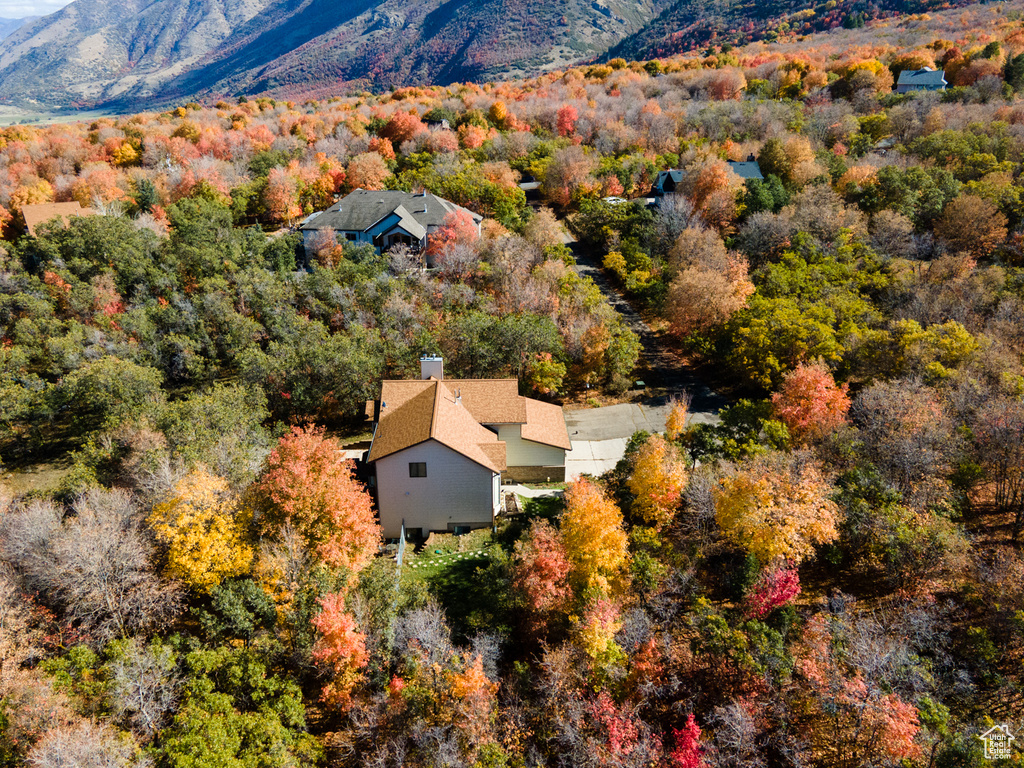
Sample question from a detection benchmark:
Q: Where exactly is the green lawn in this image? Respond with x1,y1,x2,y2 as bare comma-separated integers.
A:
399,528,511,641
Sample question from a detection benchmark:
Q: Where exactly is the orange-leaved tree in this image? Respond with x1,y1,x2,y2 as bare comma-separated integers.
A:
263,167,301,224
346,152,391,191
512,519,572,632
714,455,840,565
425,209,479,261
257,425,380,578
561,478,630,597
626,434,687,529
799,612,922,767
312,591,369,709
771,362,851,444
449,653,500,750
149,467,253,593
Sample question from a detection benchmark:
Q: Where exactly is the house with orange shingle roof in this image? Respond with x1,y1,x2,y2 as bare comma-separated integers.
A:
21,201,95,237
367,357,571,538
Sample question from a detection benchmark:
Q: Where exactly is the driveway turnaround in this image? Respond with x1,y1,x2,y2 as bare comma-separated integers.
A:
563,403,721,481
565,437,629,480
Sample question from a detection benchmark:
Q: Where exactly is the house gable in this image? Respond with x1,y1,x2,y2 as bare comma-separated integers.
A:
300,189,482,255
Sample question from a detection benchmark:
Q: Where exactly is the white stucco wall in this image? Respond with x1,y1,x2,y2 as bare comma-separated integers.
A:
375,439,499,538
495,424,566,468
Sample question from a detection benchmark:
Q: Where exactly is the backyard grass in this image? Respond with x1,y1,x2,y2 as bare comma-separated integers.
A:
400,528,510,640
401,528,496,578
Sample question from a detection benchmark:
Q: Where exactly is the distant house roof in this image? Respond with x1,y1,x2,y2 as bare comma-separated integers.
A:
22,201,95,237
727,158,764,181
300,189,481,236
896,67,947,88
654,170,686,194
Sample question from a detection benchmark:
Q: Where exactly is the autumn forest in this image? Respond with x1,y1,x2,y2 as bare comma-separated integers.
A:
3,0,1024,766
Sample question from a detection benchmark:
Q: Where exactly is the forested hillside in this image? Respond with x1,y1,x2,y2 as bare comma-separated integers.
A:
3,0,1024,765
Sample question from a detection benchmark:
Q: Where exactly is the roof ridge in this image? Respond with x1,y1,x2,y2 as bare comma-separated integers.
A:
430,379,443,437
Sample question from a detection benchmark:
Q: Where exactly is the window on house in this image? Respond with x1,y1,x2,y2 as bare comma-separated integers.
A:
409,462,427,478
346,233,357,241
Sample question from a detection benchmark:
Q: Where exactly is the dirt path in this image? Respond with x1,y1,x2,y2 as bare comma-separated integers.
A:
570,241,728,419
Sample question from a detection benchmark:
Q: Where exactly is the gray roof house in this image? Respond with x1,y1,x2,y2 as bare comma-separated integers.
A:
299,189,483,264
652,169,686,196
651,155,763,205
896,67,947,93
727,155,764,181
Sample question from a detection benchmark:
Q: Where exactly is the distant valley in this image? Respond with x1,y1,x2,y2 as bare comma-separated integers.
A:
0,15,35,40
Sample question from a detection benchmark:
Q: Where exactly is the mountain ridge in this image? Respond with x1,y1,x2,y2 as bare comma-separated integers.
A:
0,0,670,111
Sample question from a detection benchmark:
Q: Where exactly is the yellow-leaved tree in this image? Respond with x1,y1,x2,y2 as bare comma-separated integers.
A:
627,434,687,529
560,478,630,597
714,456,840,564
665,396,689,442
149,467,253,592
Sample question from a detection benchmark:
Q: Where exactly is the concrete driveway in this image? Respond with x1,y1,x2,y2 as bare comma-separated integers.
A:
563,403,719,480
565,437,629,479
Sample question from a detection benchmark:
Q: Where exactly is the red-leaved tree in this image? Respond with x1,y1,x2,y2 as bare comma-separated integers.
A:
557,105,579,137
312,591,369,709
744,564,801,619
425,209,479,264
668,714,706,768
512,519,572,632
771,362,851,443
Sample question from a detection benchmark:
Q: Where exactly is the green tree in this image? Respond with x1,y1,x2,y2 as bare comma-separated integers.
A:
241,321,383,422
194,579,278,646
156,384,269,484
54,356,165,431
756,138,793,185
155,645,322,768
743,174,789,215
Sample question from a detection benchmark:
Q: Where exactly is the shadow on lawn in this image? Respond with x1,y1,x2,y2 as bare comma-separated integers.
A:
424,496,565,643
494,495,565,552
425,555,512,644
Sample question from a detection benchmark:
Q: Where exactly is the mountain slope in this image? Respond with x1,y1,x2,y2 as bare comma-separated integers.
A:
0,0,286,108
0,0,669,110
0,17,36,40
605,0,978,61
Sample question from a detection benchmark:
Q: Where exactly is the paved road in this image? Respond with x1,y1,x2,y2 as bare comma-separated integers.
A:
562,239,727,479
570,240,728,418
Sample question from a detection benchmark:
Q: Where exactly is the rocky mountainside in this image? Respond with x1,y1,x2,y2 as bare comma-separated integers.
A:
603,0,975,62
0,0,669,110
0,0,282,109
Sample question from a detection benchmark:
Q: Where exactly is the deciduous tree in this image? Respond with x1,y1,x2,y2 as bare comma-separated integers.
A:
935,194,1007,258
626,434,687,528
771,362,851,443
561,478,630,597
149,467,254,593
346,152,391,191
512,519,572,629
715,455,840,564
312,591,368,709
257,425,380,577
